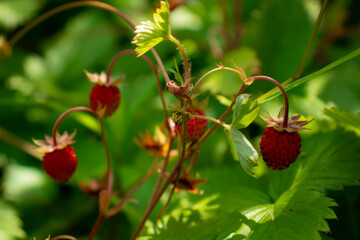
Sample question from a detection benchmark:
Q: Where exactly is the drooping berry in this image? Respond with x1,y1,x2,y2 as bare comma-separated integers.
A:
175,109,208,142
260,127,301,170
259,109,312,170
43,145,77,183
86,71,122,118
33,131,78,183
89,84,120,118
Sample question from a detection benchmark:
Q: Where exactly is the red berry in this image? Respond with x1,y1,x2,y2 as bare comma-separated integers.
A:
260,127,301,170
43,145,77,183
89,84,120,118
175,109,208,142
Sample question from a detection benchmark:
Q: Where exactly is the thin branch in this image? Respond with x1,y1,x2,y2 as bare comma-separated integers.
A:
106,157,160,217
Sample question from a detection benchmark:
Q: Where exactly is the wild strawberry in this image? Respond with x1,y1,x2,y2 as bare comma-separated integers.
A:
34,131,77,183
86,71,122,118
260,110,312,170
175,109,208,142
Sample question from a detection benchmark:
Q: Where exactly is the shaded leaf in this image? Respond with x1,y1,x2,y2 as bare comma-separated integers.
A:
132,1,171,56
231,94,260,129
225,129,258,177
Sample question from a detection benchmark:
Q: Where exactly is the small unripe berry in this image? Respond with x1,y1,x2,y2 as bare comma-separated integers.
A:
175,109,207,142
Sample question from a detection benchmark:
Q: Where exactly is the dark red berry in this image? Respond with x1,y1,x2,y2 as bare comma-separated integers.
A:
260,127,301,170
43,145,77,183
175,109,207,142
89,84,120,118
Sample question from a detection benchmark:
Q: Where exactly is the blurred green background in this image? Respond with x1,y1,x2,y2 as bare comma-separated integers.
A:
0,0,359,239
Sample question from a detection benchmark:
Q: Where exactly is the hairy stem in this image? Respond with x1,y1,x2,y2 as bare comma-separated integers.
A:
193,65,246,93
52,107,95,146
169,35,190,83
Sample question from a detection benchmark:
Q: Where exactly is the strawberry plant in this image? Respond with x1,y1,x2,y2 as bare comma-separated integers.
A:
0,0,359,240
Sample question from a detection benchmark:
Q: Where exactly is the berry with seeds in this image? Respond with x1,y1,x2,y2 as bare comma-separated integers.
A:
34,131,78,183
259,110,312,170
175,109,207,142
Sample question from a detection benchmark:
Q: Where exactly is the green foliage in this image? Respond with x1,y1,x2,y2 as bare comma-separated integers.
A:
0,199,26,240
324,107,360,135
132,1,171,56
231,94,260,129
225,129,258,177
145,122,360,239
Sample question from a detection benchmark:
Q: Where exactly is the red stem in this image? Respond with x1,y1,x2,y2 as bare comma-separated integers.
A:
52,107,95,146
249,75,289,127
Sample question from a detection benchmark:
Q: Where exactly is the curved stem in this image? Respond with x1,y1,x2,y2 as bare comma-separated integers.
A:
52,107,95,146
193,65,246,93
105,49,169,130
248,75,289,127
52,235,78,240
169,35,190,83
8,1,135,47
8,1,172,87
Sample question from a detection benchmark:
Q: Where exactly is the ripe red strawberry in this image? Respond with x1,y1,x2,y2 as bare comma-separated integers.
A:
86,71,122,118
260,127,301,170
43,145,77,183
33,131,78,183
175,109,207,142
260,110,312,170
89,84,120,118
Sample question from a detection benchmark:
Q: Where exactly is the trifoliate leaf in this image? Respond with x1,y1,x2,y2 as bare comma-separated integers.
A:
225,129,258,177
132,1,171,56
231,94,260,129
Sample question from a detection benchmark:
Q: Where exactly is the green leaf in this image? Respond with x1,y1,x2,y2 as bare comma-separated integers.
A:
231,94,260,129
225,129,258,177
0,0,44,29
323,107,360,135
132,1,171,56
0,199,26,240
259,48,360,104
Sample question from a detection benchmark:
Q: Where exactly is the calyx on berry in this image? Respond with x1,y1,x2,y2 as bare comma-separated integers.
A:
34,131,78,183
86,71,123,118
260,108,312,133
